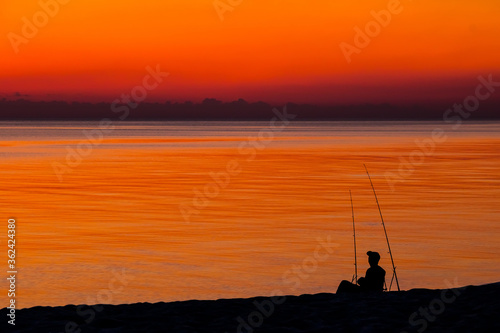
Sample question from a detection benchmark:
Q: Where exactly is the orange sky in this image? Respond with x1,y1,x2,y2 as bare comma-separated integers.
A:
1,0,499,104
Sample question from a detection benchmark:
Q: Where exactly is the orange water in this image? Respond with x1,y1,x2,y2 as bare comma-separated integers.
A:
0,121,499,309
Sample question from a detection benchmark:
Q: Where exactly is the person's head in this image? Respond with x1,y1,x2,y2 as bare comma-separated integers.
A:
367,251,380,267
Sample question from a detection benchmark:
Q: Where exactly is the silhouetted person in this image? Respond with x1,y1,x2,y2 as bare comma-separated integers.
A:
337,251,386,293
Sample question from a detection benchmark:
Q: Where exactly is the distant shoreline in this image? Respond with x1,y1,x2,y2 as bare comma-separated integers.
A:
1,99,499,121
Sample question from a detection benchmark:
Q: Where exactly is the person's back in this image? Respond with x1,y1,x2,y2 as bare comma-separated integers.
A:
360,264,385,292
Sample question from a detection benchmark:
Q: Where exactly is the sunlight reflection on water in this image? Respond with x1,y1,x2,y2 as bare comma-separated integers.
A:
0,121,499,308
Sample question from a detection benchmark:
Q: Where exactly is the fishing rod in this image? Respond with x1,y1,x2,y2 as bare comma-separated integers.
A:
363,164,400,292
349,190,358,284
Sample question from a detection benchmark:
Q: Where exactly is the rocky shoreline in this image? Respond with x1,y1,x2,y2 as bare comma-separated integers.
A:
3,281,500,332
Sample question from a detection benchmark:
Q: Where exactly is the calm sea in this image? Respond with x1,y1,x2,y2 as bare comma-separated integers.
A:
1,121,499,308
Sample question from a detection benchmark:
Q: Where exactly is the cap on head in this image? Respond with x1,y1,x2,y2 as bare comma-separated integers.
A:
367,251,380,263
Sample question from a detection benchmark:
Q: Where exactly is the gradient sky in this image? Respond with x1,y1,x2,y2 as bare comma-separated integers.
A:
1,0,499,104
